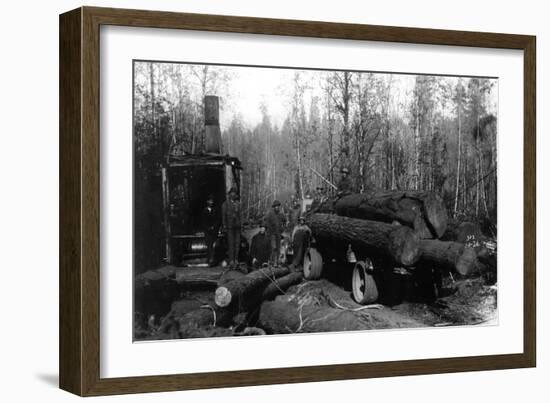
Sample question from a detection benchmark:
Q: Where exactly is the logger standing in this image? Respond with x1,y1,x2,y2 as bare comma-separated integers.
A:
201,195,219,267
288,198,301,230
310,186,326,211
290,215,312,269
265,200,287,267
222,187,242,269
249,221,270,269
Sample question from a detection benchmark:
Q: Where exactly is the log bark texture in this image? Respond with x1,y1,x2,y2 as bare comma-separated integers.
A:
308,213,421,266
156,305,235,339
259,280,425,334
261,271,304,300
259,296,371,333
177,305,234,328
214,266,290,309
419,239,478,275
331,191,448,239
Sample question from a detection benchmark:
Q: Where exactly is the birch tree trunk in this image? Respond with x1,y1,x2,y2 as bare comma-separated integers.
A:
149,63,157,145
454,96,462,215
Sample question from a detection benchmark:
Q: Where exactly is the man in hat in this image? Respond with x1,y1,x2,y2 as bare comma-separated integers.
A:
288,198,301,230
201,195,219,267
337,167,353,196
291,215,312,269
249,220,270,269
222,187,241,269
310,186,326,211
264,200,287,267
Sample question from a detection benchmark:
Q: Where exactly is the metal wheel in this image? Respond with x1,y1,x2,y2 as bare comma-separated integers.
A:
303,248,323,280
352,259,379,304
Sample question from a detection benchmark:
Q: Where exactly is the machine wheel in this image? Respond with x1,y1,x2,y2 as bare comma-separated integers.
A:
352,259,379,305
303,248,323,280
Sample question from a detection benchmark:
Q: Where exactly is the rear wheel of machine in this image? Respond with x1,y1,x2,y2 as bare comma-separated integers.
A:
352,259,379,305
303,248,323,280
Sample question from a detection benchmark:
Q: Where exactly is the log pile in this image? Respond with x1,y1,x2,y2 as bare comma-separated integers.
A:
155,267,305,338
318,190,448,239
307,190,495,277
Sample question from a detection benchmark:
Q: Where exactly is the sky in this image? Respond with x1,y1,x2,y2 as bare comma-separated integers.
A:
136,61,498,130
214,65,498,130
218,66,417,129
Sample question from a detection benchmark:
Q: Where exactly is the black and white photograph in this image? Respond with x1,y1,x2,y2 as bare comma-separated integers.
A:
133,61,498,341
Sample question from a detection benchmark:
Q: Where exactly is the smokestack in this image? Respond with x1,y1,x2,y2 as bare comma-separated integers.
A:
204,95,222,154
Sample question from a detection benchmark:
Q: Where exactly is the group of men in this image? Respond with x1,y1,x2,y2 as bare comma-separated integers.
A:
248,201,312,270
201,186,293,270
201,166,352,270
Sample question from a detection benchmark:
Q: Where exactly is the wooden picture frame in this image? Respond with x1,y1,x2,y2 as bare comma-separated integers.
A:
59,6,536,396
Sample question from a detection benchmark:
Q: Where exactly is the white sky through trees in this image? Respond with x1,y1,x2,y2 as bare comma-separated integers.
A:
135,61,498,131
133,60,500,227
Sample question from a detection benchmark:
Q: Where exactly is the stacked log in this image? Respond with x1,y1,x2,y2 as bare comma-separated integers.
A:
441,220,497,275
308,190,496,277
330,191,448,239
419,240,478,276
307,213,421,266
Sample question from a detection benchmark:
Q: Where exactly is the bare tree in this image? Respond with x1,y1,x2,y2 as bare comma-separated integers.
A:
453,79,466,215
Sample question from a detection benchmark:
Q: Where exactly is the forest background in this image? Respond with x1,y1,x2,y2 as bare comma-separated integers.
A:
133,62,498,270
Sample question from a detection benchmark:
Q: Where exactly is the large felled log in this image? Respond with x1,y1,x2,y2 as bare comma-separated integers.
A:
259,296,371,333
178,305,234,328
214,266,290,309
134,266,180,321
259,280,424,334
135,265,177,291
156,305,235,339
419,239,478,276
261,271,304,300
332,191,448,239
160,271,303,335
308,214,421,266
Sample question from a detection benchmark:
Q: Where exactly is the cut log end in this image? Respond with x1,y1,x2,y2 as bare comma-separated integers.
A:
423,194,448,239
419,240,478,276
332,191,448,239
455,246,478,276
388,226,421,266
214,287,232,308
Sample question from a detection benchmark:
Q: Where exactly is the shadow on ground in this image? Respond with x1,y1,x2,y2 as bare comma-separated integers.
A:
35,373,58,388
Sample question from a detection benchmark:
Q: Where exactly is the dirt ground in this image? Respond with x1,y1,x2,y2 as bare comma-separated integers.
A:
134,264,497,340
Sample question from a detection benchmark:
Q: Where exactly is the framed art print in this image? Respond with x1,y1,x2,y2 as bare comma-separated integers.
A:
59,6,536,396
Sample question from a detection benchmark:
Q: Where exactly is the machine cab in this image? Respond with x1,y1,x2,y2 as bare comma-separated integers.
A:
162,154,242,266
